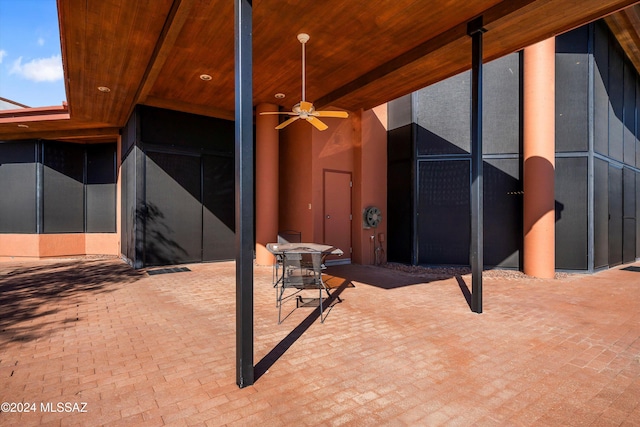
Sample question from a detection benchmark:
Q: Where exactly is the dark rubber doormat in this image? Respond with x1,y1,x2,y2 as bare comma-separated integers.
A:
147,267,191,275
620,266,640,272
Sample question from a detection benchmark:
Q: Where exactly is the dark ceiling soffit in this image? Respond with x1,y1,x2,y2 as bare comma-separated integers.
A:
316,0,639,110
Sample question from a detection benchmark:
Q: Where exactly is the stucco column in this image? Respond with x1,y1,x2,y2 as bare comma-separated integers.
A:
255,103,279,265
523,38,555,278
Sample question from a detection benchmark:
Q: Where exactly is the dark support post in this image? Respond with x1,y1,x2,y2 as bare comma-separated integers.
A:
235,0,254,388
468,17,486,314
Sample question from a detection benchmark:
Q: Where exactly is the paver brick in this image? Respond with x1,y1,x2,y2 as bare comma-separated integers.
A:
1,258,640,426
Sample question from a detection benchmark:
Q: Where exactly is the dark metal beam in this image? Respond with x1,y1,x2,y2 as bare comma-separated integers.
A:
468,16,486,314
235,0,254,388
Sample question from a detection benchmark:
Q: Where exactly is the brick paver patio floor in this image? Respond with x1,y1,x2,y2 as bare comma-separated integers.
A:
1,257,639,426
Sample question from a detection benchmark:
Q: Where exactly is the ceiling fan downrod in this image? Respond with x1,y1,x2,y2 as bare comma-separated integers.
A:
297,33,309,102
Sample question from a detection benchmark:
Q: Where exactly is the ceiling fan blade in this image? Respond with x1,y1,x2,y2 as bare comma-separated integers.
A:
314,110,349,118
275,116,300,130
299,100,313,112
307,116,328,131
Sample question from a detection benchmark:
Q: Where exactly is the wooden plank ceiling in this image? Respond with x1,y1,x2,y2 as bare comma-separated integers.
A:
1,0,640,142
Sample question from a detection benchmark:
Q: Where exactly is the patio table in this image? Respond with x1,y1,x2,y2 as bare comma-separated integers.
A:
266,243,343,323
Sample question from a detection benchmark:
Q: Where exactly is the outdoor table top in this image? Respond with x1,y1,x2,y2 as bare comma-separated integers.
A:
266,242,343,256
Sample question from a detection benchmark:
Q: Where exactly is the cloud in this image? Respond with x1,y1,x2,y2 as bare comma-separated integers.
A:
9,54,63,82
0,50,6,64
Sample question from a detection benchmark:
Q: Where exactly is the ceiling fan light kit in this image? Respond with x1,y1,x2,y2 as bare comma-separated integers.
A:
260,33,349,131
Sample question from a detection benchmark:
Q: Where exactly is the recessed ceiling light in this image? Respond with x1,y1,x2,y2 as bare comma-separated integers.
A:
97,86,111,93
275,93,285,99
17,124,29,128
200,74,212,81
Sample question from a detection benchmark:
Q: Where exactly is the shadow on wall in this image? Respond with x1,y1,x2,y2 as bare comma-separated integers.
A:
135,150,235,267
0,259,144,345
389,124,566,269
524,155,564,235
415,126,526,267
138,202,189,267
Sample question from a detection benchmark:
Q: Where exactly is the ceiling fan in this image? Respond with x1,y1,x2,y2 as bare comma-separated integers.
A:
260,33,349,131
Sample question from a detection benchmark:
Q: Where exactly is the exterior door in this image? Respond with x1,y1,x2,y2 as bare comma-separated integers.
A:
323,170,352,264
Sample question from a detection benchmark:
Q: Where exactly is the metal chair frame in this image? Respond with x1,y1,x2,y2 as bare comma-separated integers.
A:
276,250,332,323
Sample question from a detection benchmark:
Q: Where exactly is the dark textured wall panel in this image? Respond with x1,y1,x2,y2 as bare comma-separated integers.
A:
123,145,145,268
483,158,522,268
609,43,625,163
0,142,38,233
385,23,640,271
388,125,413,163
637,172,640,259
203,154,235,261
86,185,116,233
387,126,414,263
144,151,202,266
557,24,589,53
121,149,135,262
624,167,636,217
387,160,413,263
86,144,116,233
608,165,623,266
594,158,609,269
121,108,138,264
637,81,640,168
555,157,588,270
624,218,637,263
86,144,115,185
417,160,470,265
122,108,137,159
623,63,636,166
594,22,610,156
120,105,238,267
623,167,636,263
140,105,234,154
414,72,470,155
482,53,521,155
556,28,589,152
43,143,84,233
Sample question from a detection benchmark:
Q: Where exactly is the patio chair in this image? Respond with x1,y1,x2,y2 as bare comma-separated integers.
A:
277,250,333,323
272,230,302,296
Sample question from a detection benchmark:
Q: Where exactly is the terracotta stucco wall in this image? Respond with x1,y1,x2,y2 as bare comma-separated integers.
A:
0,233,119,260
311,116,355,246
279,121,313,241
276,106,387,264
0,234,40,259
354,105,388,265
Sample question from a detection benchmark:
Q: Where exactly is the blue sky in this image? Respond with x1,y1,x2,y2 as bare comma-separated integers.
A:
0,0,66,108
